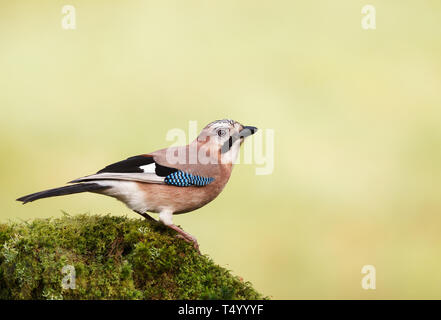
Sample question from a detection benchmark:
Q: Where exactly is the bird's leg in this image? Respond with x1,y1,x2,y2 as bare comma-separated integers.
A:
133,210,157,223
159,211,200,253
168,224,200,253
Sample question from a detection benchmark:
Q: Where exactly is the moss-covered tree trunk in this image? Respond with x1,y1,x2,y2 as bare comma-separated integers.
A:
0,214,263,300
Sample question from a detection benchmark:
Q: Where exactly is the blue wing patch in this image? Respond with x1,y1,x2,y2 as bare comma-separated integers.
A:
164,171,214,187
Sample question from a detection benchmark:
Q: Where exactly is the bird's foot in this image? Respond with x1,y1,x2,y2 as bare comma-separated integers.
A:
164,223,200,254
175,234,200,254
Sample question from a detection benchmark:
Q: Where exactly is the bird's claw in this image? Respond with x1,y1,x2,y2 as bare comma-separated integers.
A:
175,234,200,254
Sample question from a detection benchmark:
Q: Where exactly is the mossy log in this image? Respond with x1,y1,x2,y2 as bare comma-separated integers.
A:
0,214,263,300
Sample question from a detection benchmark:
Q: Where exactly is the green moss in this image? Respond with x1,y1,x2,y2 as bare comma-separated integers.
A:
0,214,264,300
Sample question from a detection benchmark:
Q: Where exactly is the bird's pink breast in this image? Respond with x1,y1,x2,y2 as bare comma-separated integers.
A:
137,164,232,214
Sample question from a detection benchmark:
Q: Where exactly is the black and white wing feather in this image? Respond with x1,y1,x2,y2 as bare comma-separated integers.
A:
70,155,177,184
70,155,214,187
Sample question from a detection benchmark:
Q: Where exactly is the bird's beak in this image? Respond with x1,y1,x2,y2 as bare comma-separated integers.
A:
221,126,258,153
239,126,258,138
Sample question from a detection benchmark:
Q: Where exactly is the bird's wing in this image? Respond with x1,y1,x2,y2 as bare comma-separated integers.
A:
70,154,215,187
69,172,166,184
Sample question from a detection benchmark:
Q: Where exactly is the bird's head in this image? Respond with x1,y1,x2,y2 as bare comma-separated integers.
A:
194,119,258,164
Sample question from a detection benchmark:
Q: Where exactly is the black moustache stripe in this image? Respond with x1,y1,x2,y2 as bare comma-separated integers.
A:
221,136,235,154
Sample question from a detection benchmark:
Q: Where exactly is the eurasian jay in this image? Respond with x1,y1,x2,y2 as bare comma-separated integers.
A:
17,119,257,252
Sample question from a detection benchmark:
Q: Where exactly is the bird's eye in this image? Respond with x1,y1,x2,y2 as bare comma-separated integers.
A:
217,129,227,137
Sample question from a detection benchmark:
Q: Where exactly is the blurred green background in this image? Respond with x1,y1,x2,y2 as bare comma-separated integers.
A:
1,0,441,299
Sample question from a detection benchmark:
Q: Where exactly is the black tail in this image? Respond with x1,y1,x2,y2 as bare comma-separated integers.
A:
16,183,109,204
